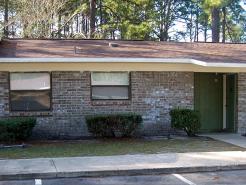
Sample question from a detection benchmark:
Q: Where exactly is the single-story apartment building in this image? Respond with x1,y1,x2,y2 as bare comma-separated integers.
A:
0,39,245,139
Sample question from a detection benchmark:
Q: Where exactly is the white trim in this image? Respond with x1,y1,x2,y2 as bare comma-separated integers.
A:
0,58,193,63
0,57,246,68
223,75,227,130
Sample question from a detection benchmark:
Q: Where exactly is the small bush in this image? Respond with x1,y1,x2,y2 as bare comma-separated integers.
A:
170,108,200,136
0,117,36,143
86,113,143,138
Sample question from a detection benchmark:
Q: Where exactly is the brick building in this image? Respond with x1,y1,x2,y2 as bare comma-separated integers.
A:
0,39,245,138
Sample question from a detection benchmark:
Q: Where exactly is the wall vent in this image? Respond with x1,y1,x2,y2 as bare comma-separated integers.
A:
109,42,119,47
74,46,83,54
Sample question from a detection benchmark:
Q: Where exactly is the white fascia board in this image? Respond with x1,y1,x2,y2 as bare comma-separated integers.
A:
190,59,246,68
0,58,192,63
0,57,246,68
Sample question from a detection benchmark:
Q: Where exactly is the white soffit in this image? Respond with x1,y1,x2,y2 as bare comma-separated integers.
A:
0,58,245,68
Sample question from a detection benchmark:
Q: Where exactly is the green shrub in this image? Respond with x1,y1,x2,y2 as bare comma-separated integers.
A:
170,108,200,136
0,117,36,143
86,113,143,138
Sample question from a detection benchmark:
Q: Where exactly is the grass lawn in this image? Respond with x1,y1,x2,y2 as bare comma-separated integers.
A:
0,137,245,159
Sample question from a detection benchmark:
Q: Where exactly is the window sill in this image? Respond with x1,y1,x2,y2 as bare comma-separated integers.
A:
9,111,52,117
91,100,131,106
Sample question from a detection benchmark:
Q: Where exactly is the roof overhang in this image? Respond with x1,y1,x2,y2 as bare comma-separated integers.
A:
0,57,246,72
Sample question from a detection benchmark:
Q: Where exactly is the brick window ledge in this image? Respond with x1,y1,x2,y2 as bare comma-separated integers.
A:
9,111,52,117
91,100,131,106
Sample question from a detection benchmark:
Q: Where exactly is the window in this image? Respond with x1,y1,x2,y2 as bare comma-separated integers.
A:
10,73,51,111
91,72,130,100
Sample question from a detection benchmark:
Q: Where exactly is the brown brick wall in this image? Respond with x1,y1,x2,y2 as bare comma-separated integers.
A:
238,73,246,134
0,71,194,139
0,72,9,117
131,72,194,136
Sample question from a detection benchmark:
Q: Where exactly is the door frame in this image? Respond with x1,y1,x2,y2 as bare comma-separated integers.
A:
225,73,238,132
223,74,227,129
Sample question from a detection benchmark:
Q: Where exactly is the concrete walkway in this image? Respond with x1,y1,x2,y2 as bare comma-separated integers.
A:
200,133,246,148
1,151,246,180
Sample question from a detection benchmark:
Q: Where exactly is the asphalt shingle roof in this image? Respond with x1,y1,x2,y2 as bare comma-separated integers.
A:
0,39,245,63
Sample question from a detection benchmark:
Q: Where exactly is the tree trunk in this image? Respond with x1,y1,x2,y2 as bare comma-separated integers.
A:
158,0,172,41
4,0,9,38
222,7,226,43
211,7,220,42
190,13,193,42
99,0,103,25
89,0,96,38
71,22,74,37
76,0,79,33
160,29,164,41
23,23,28,38
204,27,207,42
76,15,79,33
195,3,199,42
58,15,62,38
85,17,88,37
204,14,208,42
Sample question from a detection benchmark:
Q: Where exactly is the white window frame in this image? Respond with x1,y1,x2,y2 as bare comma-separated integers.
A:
9,72,51,111
91,72,130,100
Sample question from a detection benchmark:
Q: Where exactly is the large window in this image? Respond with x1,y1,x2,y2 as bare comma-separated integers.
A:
10,73,51,111
91,72,130,100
